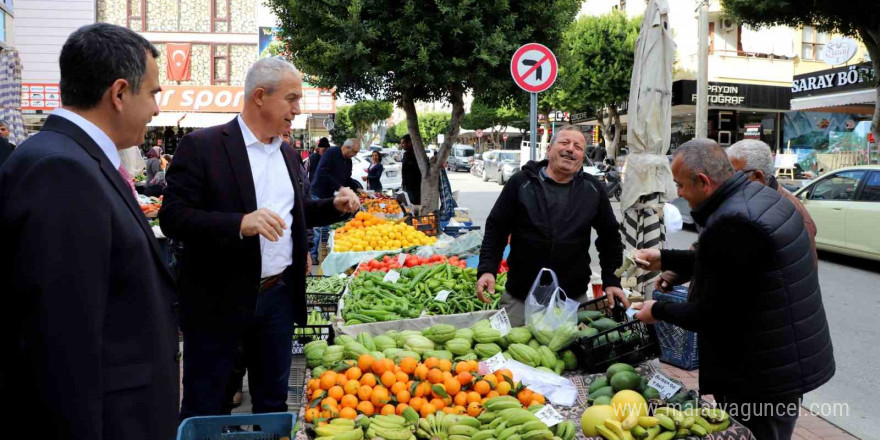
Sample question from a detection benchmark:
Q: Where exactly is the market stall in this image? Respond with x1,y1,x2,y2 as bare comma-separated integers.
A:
287,259,754,440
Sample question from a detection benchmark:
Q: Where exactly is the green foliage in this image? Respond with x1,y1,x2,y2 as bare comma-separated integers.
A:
549,11,640,113
418,112,452,146
461,100,525,131
329,105,355,146
349,100,393,145
268,0,580,105
720,0,877,41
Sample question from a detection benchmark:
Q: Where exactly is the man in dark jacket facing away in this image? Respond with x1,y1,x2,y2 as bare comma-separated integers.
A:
476,125,628,326
634,139,835,440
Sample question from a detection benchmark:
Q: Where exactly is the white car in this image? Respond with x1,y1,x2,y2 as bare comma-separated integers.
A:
351,152,402,191
794,165,880,261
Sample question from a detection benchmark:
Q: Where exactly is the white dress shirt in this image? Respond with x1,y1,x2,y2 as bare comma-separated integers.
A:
53,108,121,169
237,116,295,278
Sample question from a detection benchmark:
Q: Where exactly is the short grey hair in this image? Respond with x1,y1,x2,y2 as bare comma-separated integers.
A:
673,138,734,183
0,119,8,129
727,140,775,178
342,138,357,148
244,57,299,98
549,125,585,146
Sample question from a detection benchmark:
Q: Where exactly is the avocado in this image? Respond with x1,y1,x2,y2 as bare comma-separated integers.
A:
610,371,642,392
578,327,599,339
578,310,604,324
588,376,609,394
643,386,661,400
605,363,636,381
590,317,620,332
589,386,615,401
593,395,613,406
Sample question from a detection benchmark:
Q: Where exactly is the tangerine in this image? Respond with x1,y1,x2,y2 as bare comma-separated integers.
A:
396,389,411,404
517,389,533,406
466,391,482,404
429,398,446,410
371,387,390,407
496,381,512,396
444,377,461,396
396,371,409,384
396,403,410,416
437,359,452,372
420,403,436,418
346,367,363,381
467,402,483,417
409,397,424,411
328,386,344,401
339,407,357,420
336,373,348,386
356,400,375,416
426,368,443,384
372,359,389,376
453,391,468,406
390,381,407,395
456,372,473,386
340,394,358,409
399,357,418,374
380,370,397,387
423,357,440,369
319,371,337,390
454,362,469,374
381,404,396,415
360,373,377,387
358,385,373,401
473,380,491,396
414,364,429,381
358,354,375,372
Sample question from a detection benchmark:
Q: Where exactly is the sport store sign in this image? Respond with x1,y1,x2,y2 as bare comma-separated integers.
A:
791,63,874,98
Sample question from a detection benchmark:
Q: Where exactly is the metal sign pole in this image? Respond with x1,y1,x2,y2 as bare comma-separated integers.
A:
530,92,537,161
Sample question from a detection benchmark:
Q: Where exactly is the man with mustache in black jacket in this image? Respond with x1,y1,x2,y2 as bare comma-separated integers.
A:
476,125,627,326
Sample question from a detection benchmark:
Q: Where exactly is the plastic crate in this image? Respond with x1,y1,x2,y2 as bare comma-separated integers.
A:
653,287,699,370
570,295,661,374
406,211,439,236
291,302,337,354
287,356,307,413
176,412,296,440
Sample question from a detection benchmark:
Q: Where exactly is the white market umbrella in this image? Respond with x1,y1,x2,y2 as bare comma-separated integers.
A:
619,0,678,295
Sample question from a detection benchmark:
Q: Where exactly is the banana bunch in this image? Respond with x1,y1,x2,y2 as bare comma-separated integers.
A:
597,407,731,440
314,418,364,440
416,412,481,440
551,421,576,440
364,414,416,440
472,398,555,440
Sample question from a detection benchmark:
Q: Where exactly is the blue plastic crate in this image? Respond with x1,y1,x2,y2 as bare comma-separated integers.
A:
177,412,296,440
654,287,699,370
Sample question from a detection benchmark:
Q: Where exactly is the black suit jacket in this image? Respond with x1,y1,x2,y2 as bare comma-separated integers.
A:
0,115,179,440
159,118,342,328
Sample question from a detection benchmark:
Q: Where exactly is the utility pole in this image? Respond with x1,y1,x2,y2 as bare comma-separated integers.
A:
696,0,710,139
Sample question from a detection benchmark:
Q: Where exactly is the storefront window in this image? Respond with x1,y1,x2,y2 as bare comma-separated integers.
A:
783,111,872,173
737,112,778,150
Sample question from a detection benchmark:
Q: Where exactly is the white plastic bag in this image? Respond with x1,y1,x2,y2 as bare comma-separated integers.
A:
663,202,683,233
524,269,579,343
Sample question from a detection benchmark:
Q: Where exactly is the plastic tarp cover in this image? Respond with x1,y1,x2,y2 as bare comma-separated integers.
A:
500,360,578,406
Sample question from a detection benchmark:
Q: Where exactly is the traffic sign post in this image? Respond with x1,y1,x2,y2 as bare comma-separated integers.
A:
511,43,557,161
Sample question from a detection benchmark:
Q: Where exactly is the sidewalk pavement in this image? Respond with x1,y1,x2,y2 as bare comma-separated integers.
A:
653,360,858,440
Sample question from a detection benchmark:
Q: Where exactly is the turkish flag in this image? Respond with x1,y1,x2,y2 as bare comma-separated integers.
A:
167,43,191,81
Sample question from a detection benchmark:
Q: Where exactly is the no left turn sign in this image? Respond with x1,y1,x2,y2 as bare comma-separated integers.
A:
510,43,557,93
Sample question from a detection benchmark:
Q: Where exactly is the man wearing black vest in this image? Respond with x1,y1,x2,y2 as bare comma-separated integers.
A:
633,139,835,440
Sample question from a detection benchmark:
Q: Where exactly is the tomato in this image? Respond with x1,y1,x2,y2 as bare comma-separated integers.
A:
383,256,391,263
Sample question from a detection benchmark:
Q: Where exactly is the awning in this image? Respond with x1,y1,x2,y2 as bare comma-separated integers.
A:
179,112,238,128
790,89,876,111
147,112,187,127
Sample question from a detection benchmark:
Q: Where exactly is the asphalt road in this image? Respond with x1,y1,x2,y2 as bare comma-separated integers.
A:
448,170,880,440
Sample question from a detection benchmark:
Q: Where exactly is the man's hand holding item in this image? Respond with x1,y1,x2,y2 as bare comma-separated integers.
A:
633,248,661,271
334,187,361,213
605,286,630,308
632,300,659,324
476,273,496,304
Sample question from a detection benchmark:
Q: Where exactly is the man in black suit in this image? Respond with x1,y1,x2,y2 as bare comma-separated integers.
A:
0,24,178,439
160,57,360,419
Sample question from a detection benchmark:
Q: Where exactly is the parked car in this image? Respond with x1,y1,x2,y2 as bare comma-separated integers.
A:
482,150,521,183
447,144,475,171
793,165,880,261
351,151,402,190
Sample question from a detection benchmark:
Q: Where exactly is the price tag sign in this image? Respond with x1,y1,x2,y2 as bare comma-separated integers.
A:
489,308,512,336
626,307,638,321
383,270,401,283
434,290,451,302
483,352,508,373
648,373,682,400
380,203,386,209
398,253,407,265
534,404,564,427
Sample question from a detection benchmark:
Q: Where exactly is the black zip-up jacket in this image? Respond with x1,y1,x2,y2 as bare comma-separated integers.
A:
478,160,623,300
655,172,835,399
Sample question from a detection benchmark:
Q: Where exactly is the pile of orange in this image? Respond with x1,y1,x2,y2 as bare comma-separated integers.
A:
363,199,403,216
304,354,545,424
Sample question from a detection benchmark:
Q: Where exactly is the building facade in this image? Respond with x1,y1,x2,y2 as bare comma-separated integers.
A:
574,0,876,170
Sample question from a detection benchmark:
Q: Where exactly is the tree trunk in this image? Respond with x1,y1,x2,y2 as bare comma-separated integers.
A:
610,105,622,157
402,87,466,213
858,25,880,164
596,107,613,157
